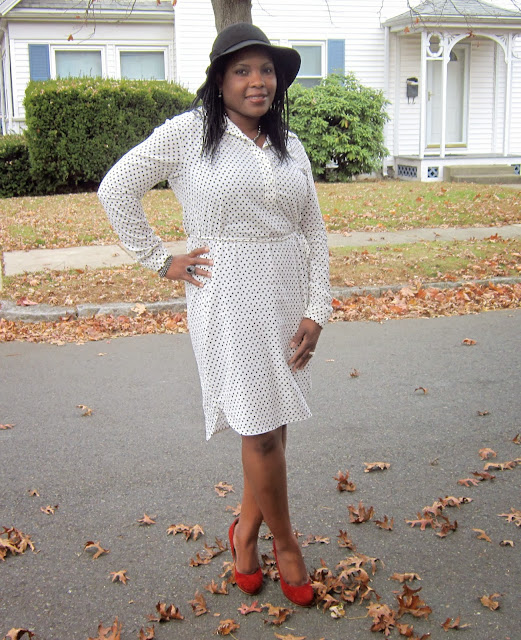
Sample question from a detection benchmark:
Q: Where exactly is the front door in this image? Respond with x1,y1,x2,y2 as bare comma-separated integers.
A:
427,45,468,146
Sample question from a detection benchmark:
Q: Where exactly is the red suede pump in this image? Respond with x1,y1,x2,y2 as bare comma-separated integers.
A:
228,518,263,595
273,541,314,607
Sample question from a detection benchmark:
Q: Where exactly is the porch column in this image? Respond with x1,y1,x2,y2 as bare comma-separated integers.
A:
419,31,427,159
503,33,513,157
440,36,448,159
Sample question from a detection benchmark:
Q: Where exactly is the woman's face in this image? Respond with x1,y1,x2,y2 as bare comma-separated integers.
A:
218,46,277,131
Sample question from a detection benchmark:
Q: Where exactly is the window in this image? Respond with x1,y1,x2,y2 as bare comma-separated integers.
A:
55,50,102,78
120,51,165,80
291,43,324,87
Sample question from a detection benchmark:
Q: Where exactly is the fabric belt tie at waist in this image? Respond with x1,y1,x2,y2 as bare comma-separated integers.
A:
190,231,297,244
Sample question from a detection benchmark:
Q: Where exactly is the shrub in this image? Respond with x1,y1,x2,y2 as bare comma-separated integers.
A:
24,78,194,194
288,74,389,181
0,134,37,197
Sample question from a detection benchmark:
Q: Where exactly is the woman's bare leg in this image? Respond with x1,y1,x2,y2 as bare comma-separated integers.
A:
239,425,308,586
234,426,288,574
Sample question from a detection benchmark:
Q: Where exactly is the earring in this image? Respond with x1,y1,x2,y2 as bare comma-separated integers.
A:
218,89,222,98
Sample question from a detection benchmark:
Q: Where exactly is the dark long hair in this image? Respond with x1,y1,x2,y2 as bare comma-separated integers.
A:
191,50,291,162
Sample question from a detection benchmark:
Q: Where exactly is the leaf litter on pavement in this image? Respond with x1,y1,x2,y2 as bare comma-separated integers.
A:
2,433,520,639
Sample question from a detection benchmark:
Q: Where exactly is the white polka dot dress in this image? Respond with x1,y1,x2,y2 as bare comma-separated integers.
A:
99,109,331,440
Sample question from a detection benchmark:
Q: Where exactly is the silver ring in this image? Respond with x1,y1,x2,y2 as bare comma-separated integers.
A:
308,351,315,357
186,265,196,275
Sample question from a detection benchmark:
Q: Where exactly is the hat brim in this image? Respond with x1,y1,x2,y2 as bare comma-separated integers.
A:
211,41,301,88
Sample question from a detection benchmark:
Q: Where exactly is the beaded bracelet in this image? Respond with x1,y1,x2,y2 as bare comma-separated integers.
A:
158,255,174,277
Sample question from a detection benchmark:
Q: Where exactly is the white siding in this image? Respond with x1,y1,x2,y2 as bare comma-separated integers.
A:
8,19,175,123
511,38,521,153
467,39,495,154
175,0,410,93
396,36,421,156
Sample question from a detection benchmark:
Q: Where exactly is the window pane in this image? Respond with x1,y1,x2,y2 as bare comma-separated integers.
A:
120,52,165,80
292,45,321,77
56,51,102,78
296,78,321,88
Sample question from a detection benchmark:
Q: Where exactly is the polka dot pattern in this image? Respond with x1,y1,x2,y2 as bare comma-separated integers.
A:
99,109,332,440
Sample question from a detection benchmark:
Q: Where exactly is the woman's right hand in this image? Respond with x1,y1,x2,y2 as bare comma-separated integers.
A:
165,246,213,287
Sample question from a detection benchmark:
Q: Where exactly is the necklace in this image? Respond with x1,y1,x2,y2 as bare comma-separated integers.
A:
252,125,262,142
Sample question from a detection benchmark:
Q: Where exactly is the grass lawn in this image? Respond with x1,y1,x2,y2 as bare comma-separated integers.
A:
3,237,520,306
1,181,521,252
1,181,520,306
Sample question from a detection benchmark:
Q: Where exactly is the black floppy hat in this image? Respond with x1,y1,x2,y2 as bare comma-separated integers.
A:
208,22,301,88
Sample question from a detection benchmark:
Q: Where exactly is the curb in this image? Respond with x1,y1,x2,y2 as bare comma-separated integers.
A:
1,277,520,323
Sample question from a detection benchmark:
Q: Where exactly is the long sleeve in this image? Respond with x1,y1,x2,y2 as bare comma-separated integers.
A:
291,140,332,327
98,115,185,271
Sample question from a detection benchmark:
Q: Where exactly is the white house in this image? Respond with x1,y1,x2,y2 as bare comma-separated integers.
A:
1,0,521,181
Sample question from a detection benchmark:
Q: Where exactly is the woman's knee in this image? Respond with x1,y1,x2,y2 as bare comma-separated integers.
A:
243,428,283,456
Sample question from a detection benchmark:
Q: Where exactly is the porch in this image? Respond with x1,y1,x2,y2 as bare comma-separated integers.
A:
392,153,521,182
384,0,521,182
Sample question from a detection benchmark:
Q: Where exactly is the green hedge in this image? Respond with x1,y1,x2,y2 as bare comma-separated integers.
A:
0,134,37,197
24,78,194,194
288,74,389,181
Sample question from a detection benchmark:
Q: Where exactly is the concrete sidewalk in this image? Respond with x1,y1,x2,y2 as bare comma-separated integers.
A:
3,225,521,276
2,225,521,322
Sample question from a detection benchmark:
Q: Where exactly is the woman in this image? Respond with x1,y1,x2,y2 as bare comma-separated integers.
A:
98,23,331,607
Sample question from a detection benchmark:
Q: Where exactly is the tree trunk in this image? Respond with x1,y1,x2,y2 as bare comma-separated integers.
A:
210,0,252,32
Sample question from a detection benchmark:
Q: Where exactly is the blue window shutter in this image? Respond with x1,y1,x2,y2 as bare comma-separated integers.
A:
29,44,50,81
327,39,345,75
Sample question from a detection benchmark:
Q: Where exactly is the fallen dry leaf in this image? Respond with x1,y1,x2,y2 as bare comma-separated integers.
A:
274,634,306,640
87,617,122,640
110,569,129,584
40,505,58,515
216,618,239,635
396,583,432,619
513,433,521,444
480,593,501,610
462,338,477,345
348,501,374,523
367,602,396,636
457,477,480,487
478,448,496,460
441,616,470,631
350,368,360,378
414,386,428,394
337,529,356,549
3,629,35,640
204,579,229,595
137,514,156,526
499,540,514,547
214,481,234,497
473,529,492,543
28,489,39,497
167,523,204,541
84,541,110,559
189,590,209,616
262,603,293,626
0,527,36,561
137,625,155,640
390,573,421,583
375,515,394,531
238,600,263,615
225,503,242,516
334,470,356,492
148,602,184,622
76,404,93,416
498,508,521,527
484,460,517,471
0,423,15,430
477,410,490,416
189,538,227,566
364,462,390,473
